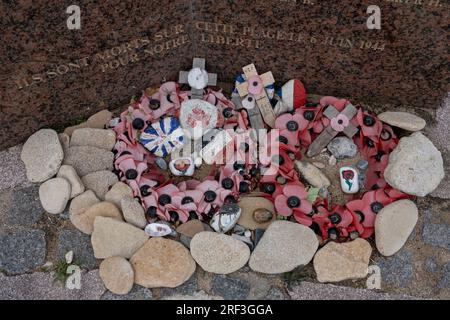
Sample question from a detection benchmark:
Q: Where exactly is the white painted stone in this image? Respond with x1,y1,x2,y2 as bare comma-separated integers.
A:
180,99,218,140
339,166,359,194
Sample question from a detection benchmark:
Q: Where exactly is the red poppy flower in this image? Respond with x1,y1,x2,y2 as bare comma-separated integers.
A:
275,182,312,217
168,189,204,222
275,113,308,147
356,109,383,139
320,96,349,112
196,180,232,215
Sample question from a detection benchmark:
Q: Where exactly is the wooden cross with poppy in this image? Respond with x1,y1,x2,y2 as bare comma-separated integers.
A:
179,58,218,99
235,63,277,129
306,104,359,157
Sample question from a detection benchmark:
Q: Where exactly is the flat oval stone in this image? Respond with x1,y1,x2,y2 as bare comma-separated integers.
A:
71,201,123,235
71,128,116,151
130,238,196,288
39,178,71,214
190,232,250,274
63,146,114,177
313,238,372,283
253,209,273,224
21,129,64,183
375,200,418,257
249,221,319,274
237,197,277,230
295,160,331,189
99,257,134,295
378,111,426,132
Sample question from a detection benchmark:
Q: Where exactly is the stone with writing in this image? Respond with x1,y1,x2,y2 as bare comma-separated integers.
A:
180,99,218,140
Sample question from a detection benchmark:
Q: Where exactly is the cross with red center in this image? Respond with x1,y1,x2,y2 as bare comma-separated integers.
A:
235,63,277,129
306,104,358,158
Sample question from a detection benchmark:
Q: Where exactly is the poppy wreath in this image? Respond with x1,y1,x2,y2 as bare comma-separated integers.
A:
110,80,410,241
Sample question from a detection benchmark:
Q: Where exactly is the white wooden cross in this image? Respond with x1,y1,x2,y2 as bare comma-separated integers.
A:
179,58,218,99
235,64,277,129
306,104,359,158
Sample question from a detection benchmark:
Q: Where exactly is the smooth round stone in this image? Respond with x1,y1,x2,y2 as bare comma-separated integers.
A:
81,170,119,200
21,129,64,183
70,128,116,151
249,221,319,274
130,238,196,288
313,238,372,283
87,110,113,129
378,111,426,132
253,209,274,224
375,200,418,257
237,197,277,230
327,137,358,159
57,165,85,199
190,232,250,274
99,257,134,295
385,132,444,197
39,178,71,214
71,201,123,235
105,182,133,209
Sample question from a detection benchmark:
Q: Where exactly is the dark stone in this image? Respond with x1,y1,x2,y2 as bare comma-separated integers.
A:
423,224,450,251
211,275,251,300
56,229,98,269
264,287,286,300
376,249,413,288
3,185,43,226
160,274,198,297
0,229,46,275
101,285,153,300
439,262,450,289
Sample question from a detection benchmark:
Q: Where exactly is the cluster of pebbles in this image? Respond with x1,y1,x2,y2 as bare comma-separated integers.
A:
19,108,444,294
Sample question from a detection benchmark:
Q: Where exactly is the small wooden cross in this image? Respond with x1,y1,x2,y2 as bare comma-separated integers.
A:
235,64,277,128
179,58,218,99
306,104,359,158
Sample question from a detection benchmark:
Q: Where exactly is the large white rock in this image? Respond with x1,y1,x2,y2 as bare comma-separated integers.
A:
91,216,149,259
39,178,71,214
249,221,319,274
375,200,418,256
190,232,250,274
384,132,445,197
21,129,64,183
57,165,85,199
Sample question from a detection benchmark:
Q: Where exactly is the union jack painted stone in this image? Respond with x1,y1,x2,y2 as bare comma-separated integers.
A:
140,117,185,157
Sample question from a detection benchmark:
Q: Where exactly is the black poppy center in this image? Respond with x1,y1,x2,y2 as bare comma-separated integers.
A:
233,162,246,172
140,185,151,197
303,110,315,121
239,182,250,193
253,81,259,87
328,228,339,239
278,135,288,144
329,212,342,225
371,202,384,213
169,211,179,222
222,178,235,190
166,94,173,103
241,142,250,153
224,195,237,204
204,191,217,203
287,120,299,132
223,107,233,118
189,211,198,220
261,183,276,194
287,196,301,208
365,137,375,148
181,196,194,205
125,169,138,180
158,194,171,206
132,118,145,130
355,210,365,222
338,119,344,125
363,115,376,127
149,99,161,110
146,206,158,218
375,151,386,162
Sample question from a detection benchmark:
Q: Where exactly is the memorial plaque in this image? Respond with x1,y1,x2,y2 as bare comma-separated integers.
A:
0,0,448,150
0,0,193,149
